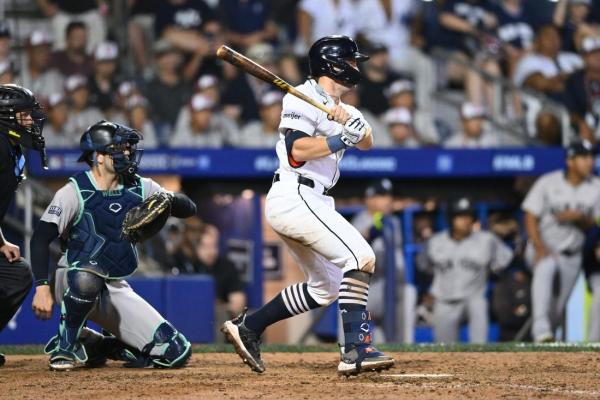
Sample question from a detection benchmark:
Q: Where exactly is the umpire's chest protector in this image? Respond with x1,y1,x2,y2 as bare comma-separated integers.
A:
66,171,143,278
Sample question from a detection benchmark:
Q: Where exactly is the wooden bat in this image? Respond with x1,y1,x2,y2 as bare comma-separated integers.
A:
216,45,372,140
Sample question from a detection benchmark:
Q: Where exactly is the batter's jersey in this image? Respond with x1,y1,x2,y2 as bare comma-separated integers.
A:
40,173,164,268
522,170,600,253
276,79,365,189
423,230,513,301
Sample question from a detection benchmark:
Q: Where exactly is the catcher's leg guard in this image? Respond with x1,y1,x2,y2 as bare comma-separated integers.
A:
46,269,104,370
338,310,395,376
127,321,191,368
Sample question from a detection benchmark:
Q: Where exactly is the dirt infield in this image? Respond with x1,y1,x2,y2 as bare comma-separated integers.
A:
2,352,600,399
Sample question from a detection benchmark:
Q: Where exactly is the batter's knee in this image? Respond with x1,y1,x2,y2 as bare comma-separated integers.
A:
144,321,191,368
67,269,104,299
345,248,376,274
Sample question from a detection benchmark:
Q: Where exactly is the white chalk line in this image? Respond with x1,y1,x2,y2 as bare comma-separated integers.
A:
381,374,453,378
497,383,600,398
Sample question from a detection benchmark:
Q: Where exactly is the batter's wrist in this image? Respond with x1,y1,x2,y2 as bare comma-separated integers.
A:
326,134,348,153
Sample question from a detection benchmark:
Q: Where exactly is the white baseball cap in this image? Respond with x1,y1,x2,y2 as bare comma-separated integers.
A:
65,74,88,92
581,36,600,54
195,75,218,91
28,30,53,47
246,42,275,64
48,92,66,108
94,41,118,61
259,91,283,107
461,102,486,119
383,107,413,125
126,95,149,110
385,80,415,98
190,93,215,112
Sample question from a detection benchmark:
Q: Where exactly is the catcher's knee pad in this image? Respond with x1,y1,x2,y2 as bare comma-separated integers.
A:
143,321,191,368
67,268,104,299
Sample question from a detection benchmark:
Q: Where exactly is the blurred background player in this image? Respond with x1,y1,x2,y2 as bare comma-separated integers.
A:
523,140,600,342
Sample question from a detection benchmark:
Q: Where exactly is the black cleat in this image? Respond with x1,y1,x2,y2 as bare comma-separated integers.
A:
221,309,265,373
0,353,5,367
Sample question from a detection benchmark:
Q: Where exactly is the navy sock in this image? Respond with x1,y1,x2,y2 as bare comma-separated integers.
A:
338,270,370,313
244,283,320,334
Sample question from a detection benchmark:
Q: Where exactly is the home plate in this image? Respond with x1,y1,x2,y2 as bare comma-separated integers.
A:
382,374,454,379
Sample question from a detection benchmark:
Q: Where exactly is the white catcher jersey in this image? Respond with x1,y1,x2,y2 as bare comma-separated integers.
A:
276,79,365,189
522,170,600,253
424,230,513,301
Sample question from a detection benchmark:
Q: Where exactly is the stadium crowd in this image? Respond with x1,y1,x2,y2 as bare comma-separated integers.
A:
0,0,599,149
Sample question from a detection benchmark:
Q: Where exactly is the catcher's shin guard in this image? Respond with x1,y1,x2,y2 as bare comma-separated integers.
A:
221,309,265,373
338,310,394,376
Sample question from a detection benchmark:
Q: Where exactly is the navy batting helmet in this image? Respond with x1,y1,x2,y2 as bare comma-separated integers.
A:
78,120,143,179
0,84,46,150
308,35,369,86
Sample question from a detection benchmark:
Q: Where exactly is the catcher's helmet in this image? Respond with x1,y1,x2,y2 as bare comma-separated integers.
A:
78,120,143,179
0,84,46,149
308,35,369,86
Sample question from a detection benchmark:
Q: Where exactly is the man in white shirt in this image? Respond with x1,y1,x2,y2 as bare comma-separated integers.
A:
444,102,499,148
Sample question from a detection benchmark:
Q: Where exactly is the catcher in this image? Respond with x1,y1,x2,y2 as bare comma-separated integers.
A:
30,121,197,371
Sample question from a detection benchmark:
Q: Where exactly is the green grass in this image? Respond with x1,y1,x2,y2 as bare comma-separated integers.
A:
3,342,600,355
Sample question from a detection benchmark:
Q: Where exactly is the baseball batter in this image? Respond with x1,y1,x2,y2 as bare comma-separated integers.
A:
30,121,197,370
419,198,513,343
221,35,394,376
523,140,600,342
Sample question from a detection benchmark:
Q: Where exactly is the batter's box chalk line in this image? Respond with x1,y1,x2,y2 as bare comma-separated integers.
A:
381,374,454,379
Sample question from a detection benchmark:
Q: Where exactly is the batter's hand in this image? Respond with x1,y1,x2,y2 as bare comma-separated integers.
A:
341,116,370,147
32,285,54,320
0,241,20,262
330,105,351,125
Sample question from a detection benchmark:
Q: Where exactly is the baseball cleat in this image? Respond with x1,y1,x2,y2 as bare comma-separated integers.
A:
221,310,265,373
0,353,5,367
337,345,395,376
49,350,76,371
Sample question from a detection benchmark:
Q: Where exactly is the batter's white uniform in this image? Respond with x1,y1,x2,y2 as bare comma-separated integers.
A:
265,79,375,310
522,170,600,341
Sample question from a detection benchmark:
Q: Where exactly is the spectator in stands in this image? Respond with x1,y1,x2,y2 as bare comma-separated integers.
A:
88,41,120,115
379,107,420,148
222,43,275,123
19,30,64,100
513,24,583,99
278,52,303,86
195,74,220,104
553,0,600,54
352,179,415,343
37,0,107,52
194,225,247,332
125,95,159,149
417,197,513,343
51,21,94,77
358,42,401,116
219,0,278,50
127,0,160,78
236,91,282,148
172,216,204,274
296,0,359,54
144,40,193,140
171,93,237,148
437,0,502,105
562,36,600,143
0,22,10,64
386,79,439,144
63,74,104,140
490,0,534,77
444,102,498,148
154,0,218,56
355,0,436,111
0,61,15,85
43,93,77,148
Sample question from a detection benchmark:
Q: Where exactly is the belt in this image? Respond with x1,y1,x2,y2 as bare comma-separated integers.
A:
273,173,328,195
560,248,579,257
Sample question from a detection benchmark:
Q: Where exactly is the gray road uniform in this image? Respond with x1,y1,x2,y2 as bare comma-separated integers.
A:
522,170,600,341
420,230,513,343
40,174,188,364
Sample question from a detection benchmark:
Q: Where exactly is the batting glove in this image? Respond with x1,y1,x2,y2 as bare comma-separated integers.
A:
341,117,369,147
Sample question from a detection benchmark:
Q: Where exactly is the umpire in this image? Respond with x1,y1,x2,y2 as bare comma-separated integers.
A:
0,84,47,366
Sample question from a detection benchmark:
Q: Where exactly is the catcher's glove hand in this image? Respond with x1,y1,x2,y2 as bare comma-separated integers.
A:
121,191,173,243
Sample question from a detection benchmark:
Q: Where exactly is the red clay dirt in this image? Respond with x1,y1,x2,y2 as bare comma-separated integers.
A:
1,352,600,399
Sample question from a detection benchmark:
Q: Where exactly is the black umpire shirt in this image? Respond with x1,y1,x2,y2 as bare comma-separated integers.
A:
0,133,21,222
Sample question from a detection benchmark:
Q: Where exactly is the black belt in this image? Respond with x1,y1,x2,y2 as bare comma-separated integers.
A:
273,173,328,195
560,249,579,257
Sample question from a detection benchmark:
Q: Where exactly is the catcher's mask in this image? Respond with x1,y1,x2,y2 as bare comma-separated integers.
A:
78,120,143,181
0,84,46,151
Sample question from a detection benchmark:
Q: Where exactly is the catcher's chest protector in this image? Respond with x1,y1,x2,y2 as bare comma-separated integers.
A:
66,171,143,278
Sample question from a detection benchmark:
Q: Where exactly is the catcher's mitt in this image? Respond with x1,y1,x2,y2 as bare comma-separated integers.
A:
122,191,172,243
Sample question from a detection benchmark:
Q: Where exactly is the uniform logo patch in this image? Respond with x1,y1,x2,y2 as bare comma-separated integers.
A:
282,112,301,120
48,205,62,216
109,203,123,213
